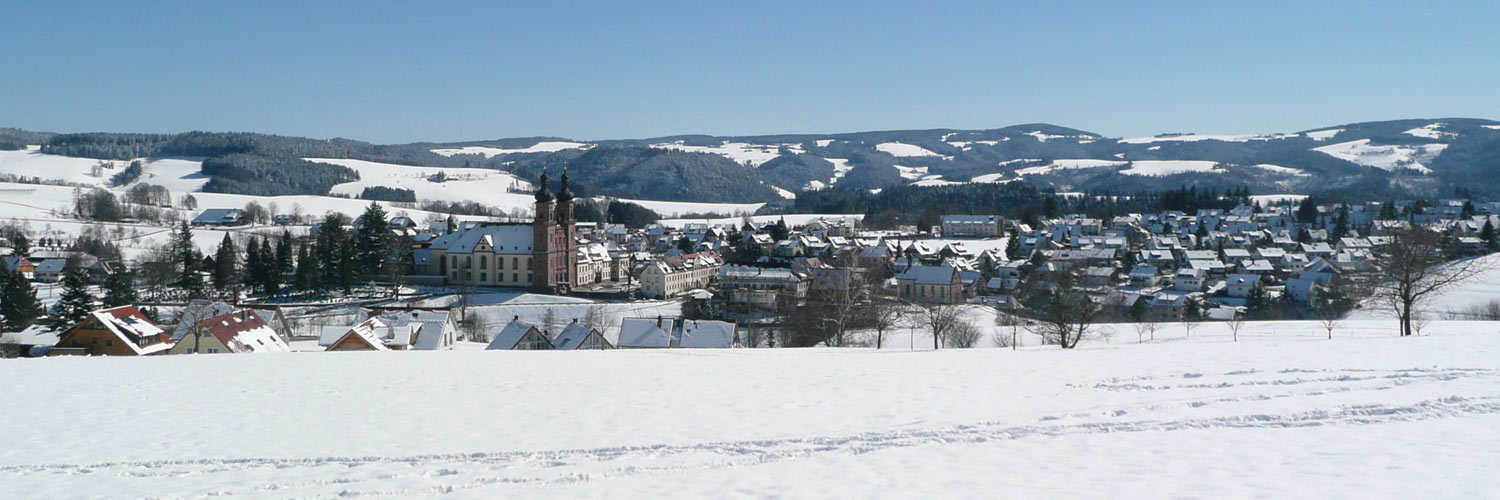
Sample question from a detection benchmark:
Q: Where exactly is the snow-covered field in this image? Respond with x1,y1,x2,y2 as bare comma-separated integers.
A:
1313,139,1447,173
649,141,803,167
1120,160,1221,176
307,158,533,208
3,319,1498,498
875,142,948,159
611,198,765,218
430,142,591,158
1014,159,1124,176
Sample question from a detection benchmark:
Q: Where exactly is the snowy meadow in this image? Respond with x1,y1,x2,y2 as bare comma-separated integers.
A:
2,319,1498,499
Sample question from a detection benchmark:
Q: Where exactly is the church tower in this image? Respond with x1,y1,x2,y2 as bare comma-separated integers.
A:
531,170,577,294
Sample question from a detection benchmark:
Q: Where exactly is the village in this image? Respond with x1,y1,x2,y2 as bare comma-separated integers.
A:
3,172,1498,357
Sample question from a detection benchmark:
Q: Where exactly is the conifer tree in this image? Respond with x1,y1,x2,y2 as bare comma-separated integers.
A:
52,267,95,329
275,231,293,274
295,243,319,292
212,233,238,294
172,222,205,298
102,263,138,307
1482,219,1499,252
259,238,280,296
356,202,390,276
1,269,43,332
245,238,265,295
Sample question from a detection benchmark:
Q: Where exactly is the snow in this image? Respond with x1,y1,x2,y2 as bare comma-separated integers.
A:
1120,133,1261,144
1351,253,1500,320
1014,159,1124,176
1403,123,1457,140
1313,139,1447,174
1484,125,1500,131
769,185,797,199
1250,163,1308,176
3,319,1498,498
1120,160,1220,176
611,198,764,218
1250,194,1309,205
1305,128,1343,141
430,141,591,157
0,148,207,192
650,141,803,167
656,214,862,230
875,142,949,159
804,157,853,190
893,165,928,180
1025,131,1086,142
910,176,961,187
306,158,534,207
970,173,1018,183
814,139,834,148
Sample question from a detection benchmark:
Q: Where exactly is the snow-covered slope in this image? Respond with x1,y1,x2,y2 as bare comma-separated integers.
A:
875,142,949,159
305,158,533,209
1119,160,1221,176
430,142,591,157
649,141,803,167
2,320,1497,498
1313,139,1448,173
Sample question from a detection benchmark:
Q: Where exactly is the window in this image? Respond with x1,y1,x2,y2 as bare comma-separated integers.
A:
480,273,487,282
480,257,487,270
498,257,505,270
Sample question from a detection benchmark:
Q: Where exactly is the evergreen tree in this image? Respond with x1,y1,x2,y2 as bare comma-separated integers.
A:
355,202,390,276
769,218,790,241
315,214,347,289
275,231,293,274
102,264,138,307
172,222,205,298
1296,197,1319,224
1333,204,1350,240
9,232,29,257
335,233,359,294
52,267,95,329
245,238,265,295
445,215,458,234
1,269,43,331
212,233,238,294
294,243,319,292
259,238,280,296
1245,284,1270,320
1482,219,1499,252
675,236,695,253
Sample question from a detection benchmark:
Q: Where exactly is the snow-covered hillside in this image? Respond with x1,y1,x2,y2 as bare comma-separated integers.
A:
305,158,534,209
649,141,803,167
2,320,1497,498
1313,139,1448,173
430,142,591,157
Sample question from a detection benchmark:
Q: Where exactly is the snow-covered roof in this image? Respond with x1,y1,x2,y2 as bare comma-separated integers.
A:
428,223,534,255
488,320,547,350
552,323,605,350
196,311,290,353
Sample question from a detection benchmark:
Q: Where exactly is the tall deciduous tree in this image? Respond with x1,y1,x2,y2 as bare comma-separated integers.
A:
1368,226,1490,337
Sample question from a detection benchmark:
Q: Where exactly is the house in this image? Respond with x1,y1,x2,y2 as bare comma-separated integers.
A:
324,318,392,351
894,265,964,304
1082,266,1118,287
552,321,614,350
1284,278,1320,303
50,306,173,356
168,310,290,354
487,320,554,350
368,309,459,350
1,255,35,279
717,265,808,313
639,252,723,299
171,300,235,342
941,215,1004,238
1225,274,1261,298
1174,268,1206,292
1128,265,1160,287
191,208,247,227
30,259,66,282
617,317,737,348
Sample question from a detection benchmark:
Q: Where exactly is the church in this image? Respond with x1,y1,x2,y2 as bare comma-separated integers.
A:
423,171,579,294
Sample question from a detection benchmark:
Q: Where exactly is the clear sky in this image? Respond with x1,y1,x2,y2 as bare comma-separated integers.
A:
3,1,1498,144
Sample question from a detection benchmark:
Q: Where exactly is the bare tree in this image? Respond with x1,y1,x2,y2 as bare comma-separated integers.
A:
581,304,612,333
868,296,907,349
1133,317,1160,344
993,312,1023,349
1315,303,1341,340
1019,268,1101,349
541,308,559,339
945,318,982,348
1181,316,1199,339
1367,226,1491,337
1227,312,1247,342
916,303,964,350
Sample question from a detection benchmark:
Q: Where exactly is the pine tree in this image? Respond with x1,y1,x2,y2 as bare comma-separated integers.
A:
1,269,43,332
172,222,205,298
1296,197,1319,224
1245,284,1269,320
212,233,238,294
295,243,319,292
1482,219,1499,252
355,202,390,276
102,264,138,307
245,238,265,295
10,232,29,257
259,238,280,296
336,234,359,294
275,231,293,274
52,267,95,329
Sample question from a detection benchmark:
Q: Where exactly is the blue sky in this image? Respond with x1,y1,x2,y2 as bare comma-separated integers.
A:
3,1,1497,143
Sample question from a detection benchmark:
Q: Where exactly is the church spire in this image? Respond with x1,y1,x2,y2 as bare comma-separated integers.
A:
534,170,554,203
556,164,573,202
